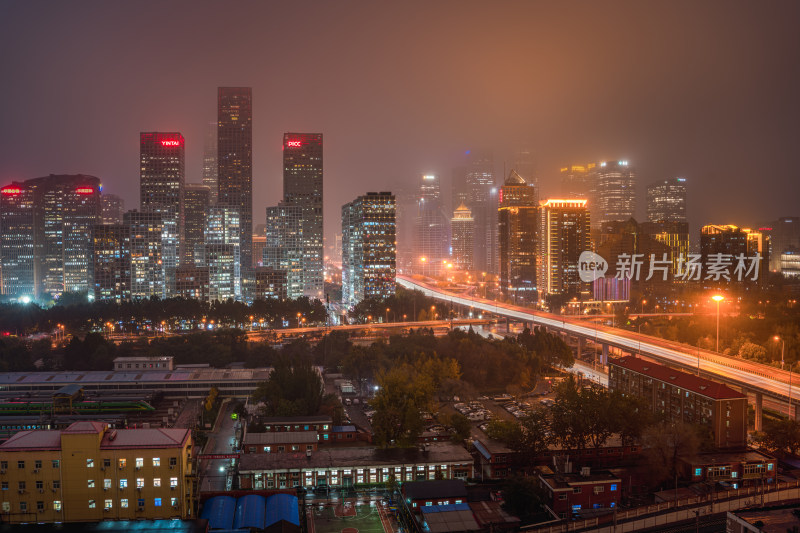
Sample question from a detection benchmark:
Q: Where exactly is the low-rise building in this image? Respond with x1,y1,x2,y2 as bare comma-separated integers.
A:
259,416,332,442
243,432,318,454
680,450,777,488
402,479,468,512
113,356,174,372
0,421,194,524
238,442,473,490
538,467,621,520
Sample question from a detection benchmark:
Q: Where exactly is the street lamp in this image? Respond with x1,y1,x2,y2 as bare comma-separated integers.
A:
774,335,786,370
712,295,724,352
385,307,390,324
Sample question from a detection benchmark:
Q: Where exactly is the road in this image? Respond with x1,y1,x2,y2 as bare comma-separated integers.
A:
198,401,240,493
398,275,798,410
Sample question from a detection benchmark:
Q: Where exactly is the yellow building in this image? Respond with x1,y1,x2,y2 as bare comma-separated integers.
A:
0,421,194,524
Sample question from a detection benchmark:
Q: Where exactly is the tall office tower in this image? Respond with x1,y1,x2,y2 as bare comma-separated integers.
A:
394,185,418,274
700,225,769,283
92,224,131,302
640,220,690,276
217,87,253,273
768,217,800,273
538,199,591,300
451,203,474,271
0,184,35,299
498,170,538,303
184,184,210,265
559,164,595,199
252,234,266,268
204,206,240,302
33,175,101,299
124,210,164,299
175,265,209,301
201,121,218,204
341,192,396,308
513,147,539,196
594,160,636,228
451,165,469,215
282,133,324,299
415,174,448,277
466,151,497,273
101,194,125,224
647,177,687,223
265,203,304,299
140,132,185,296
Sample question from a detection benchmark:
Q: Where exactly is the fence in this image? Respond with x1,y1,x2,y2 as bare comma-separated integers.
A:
525,479,800,533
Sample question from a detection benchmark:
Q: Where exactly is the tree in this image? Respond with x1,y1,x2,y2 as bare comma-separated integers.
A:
641,421,701,489
449,413,472,442
252,357,324,417
485,419,524,447
370,365,431,447
754,418,800,455
501,475,546,520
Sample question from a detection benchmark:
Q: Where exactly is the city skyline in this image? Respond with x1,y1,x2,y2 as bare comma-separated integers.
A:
1,2,798,246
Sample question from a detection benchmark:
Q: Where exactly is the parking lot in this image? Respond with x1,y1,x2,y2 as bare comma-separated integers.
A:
309,500,393,533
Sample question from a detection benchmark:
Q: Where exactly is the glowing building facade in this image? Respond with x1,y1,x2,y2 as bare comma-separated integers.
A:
537,199,590,299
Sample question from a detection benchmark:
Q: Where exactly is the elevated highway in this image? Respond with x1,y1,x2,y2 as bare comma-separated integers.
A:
398,275,797,425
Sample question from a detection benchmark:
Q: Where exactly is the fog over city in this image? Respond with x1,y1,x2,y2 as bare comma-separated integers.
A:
1,1,798,242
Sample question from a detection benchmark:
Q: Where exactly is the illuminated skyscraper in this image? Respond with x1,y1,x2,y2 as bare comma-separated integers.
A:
498,170,538,303
184,184,210,265
217,87,253,273
450,203,474,271
101,194,124,225
92,224,131,302
594,160,636,228
283,133,324,299
201,121,218,205
538,199,590,300
140,132,185,296
204,206,240,302
341,192,396,308
0,184,35,300
647,177,687,223
700,224,769,283
265,203,304,300
124,210,164,299
0,175,101,300
768,217,800,274
415,174,448,277
466,152,497,273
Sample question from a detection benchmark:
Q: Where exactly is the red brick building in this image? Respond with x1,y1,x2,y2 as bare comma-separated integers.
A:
609,356,747,448
538,468,622,519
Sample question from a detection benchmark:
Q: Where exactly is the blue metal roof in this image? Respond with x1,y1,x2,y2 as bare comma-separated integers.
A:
233,494,266,530
200,495,236,530
333,425,356,432
265,494,300,527
473,440,491,460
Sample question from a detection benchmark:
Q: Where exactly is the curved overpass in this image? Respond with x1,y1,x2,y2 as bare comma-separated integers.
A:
398,275,796,418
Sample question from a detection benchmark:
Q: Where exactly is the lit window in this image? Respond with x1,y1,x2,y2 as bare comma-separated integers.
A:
153,478,161,488
104,499,112,510
610,484,617,491
89,500,96,509
120,499,128,508
87,459,94,468
136,458,144,468
153,458,160,467
88,480,95,488
104,479,112,489
53,501,62,511
120,479,128,489
170,477,178,488
154,498,162,507
694,468,702,476
119,459,126,469
136,478,144,489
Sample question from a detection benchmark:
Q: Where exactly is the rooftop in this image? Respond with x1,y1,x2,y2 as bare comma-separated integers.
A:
0,430,62,451
261,416,332,425
680,449,775,466
239,443,473,472
538,469,621,490
244,432,318,446
610,356,746,400
0,425,190,451
731,506,800,533
404,480,467,501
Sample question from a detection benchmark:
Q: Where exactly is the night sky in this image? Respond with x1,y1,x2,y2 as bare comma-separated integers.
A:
1,1,798,242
